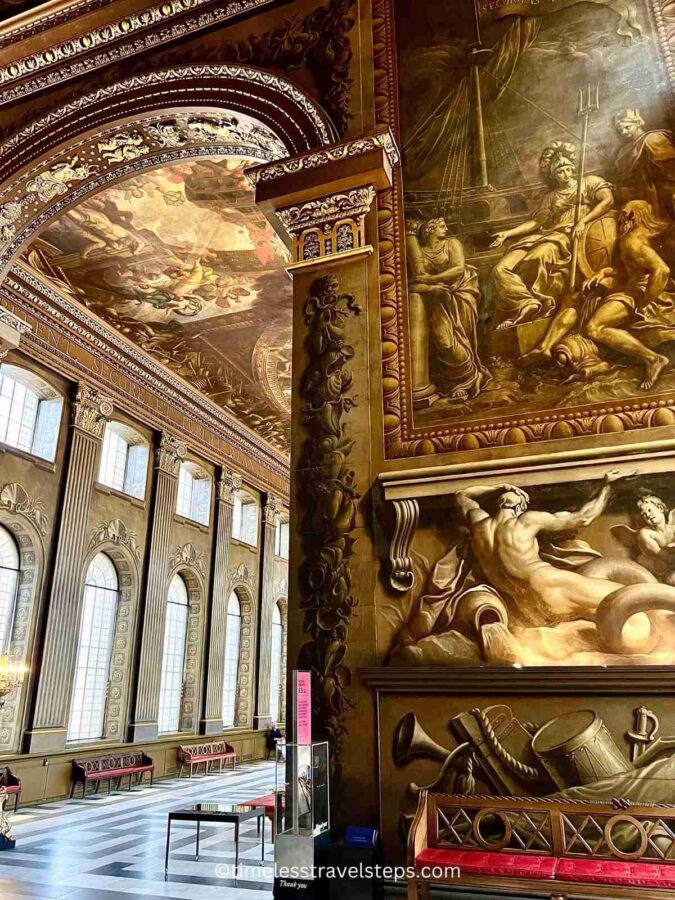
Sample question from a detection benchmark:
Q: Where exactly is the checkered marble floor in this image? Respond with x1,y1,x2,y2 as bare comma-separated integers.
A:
0,760,277,900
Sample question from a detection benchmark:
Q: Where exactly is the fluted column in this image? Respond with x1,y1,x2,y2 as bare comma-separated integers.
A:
254,494,283,729
27,385,113,754
201,469,241,735
129,433,186,742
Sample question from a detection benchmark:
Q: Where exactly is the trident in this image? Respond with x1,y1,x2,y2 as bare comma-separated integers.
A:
569,83,600,291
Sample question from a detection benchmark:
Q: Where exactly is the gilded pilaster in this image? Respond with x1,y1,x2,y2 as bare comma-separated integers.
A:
201,469,241,735
27,384,112,754
129,432,186,742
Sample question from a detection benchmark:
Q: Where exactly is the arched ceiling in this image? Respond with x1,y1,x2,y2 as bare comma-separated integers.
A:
21,151,293,451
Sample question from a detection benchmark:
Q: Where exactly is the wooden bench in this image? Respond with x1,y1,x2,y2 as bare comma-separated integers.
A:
71,751,154,798
0,766,20,812
407,791,675,899
177,741,237,777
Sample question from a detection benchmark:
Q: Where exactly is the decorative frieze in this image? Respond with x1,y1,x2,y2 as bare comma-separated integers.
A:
0,306,30,360
169,543,206,578
88,519,140,562
0,484,48,537
72,384,113,438
278,186,376,263
155,434,187,477
217,470,243,504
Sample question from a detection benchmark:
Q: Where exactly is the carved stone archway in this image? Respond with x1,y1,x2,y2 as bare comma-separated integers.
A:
165,561,206,735
275,596,288,724
228,580,256,729
0,483,48,753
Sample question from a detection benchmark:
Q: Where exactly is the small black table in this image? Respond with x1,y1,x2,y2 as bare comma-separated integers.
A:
164,802,266,876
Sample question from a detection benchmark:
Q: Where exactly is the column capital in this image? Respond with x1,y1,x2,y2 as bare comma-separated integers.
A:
263,494,284,526
216,469,242,504
0,307,31,361
71,383,113,438
155,432,187,476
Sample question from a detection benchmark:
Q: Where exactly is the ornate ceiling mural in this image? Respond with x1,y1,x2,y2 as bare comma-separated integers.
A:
21,152,293,451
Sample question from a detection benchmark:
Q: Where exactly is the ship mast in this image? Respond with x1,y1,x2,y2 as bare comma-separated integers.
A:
470,0,493,189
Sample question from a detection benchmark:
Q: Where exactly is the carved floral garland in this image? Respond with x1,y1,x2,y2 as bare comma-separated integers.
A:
297,275,360,777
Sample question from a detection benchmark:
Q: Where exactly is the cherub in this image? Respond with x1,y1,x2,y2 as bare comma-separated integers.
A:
612,492,675,584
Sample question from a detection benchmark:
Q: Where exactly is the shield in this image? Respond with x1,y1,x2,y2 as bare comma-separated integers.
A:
578,212,619,279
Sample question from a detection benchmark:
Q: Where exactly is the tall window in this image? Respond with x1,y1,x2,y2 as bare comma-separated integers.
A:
222,592,242,728
0,525,19,654
0,364,62,461
158,574,189,734
232,490,259,547
68,553,119,743
98,422,148,499
275,520,289,559
176,462,211,526
269,602,283,723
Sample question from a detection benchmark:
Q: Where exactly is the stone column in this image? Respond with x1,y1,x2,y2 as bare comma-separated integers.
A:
253,494,283,730
129,433,186,742
201,469,241,735
27,384,113,754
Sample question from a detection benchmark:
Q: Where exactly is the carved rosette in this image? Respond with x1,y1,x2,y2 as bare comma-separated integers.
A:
296,275,361,778
278,186,376,263
155,433,187,476
263,495,284,526
72,384,113,438
216,469,243,505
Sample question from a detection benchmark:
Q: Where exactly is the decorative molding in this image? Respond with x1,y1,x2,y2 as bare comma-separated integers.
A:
0,1,281,106
0,483,49,536
246,128,401,186
263,495,284,526
3,269,289,491
216,469,243,504
273,574,288,600
88,519,141,562
297,275,360,776
169,542,206,578
278,186,376,262
0,306,30,360
155,434,187,477
0,0,112,48
71,383,113,438
360,667,675,695
387,498,419,593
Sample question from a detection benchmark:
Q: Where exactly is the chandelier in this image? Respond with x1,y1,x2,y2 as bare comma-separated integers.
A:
0,657,26,708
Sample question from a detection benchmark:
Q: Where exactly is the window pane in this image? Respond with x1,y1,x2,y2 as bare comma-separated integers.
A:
191,477,211,526
232,495,242,540
125,443,148,499
269,605,283,723
33,398,63,461
277,522,289,560
0,374,39,453
0,526,19,653
158,575,189,734
68,553,118,743
98,427,128,492
222,593,241,728
176,466,193,518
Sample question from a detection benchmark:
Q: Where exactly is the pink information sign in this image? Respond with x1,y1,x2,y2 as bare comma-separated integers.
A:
295,670,312,745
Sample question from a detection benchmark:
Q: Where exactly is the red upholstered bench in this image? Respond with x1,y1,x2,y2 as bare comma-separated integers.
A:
0,766,20,812
243,791,285,841
407,791,675,899
177,741,236,777
71,752,154,799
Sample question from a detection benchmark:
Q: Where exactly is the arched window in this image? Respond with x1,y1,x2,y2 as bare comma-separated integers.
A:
0,525,19,654
222,592,242,728
176,462,211,526
0,364,62,461
269,602,283,723
68,553,119,743
158,574,189,734
232,489,259,547
98,421,149,499
275,519,289,559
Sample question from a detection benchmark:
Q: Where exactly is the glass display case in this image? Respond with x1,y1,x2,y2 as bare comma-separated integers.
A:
275,741,329,837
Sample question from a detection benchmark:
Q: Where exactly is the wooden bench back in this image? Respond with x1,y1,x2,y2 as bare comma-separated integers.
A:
76,752,148,774
410,792,675,867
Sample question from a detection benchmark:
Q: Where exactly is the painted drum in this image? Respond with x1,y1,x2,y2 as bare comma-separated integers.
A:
532,709,633,790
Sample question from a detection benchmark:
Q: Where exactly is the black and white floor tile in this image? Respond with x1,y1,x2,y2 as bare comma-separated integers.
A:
0,760,277,900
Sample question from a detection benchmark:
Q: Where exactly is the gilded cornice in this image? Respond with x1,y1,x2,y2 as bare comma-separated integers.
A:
0,0,279,105
278,186,377,236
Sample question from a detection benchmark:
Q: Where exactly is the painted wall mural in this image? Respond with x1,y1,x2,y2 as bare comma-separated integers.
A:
387,0,675,457
385,468,675,666
22,155,293,451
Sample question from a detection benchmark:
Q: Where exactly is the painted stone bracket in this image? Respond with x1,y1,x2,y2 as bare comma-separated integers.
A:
388,498,419,593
